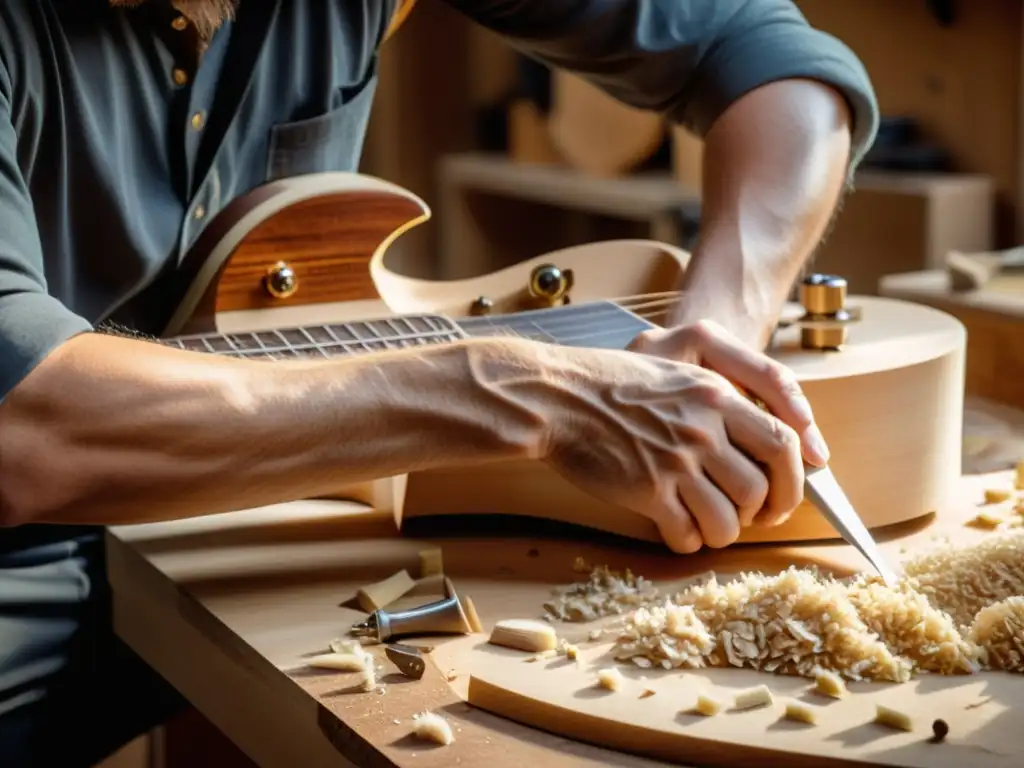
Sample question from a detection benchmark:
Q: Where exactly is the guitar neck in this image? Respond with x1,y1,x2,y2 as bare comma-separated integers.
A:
162,300,654,360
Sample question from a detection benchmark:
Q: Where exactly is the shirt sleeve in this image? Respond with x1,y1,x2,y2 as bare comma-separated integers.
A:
0,60,92,404
441,0,879,170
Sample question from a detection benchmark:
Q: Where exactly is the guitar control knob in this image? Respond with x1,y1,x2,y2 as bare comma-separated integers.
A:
264,261,298,299
799,274,850,350
529,264,573,305
800,273,846,315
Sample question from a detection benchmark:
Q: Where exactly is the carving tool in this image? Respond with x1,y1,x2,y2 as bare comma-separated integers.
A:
803,464,899,586
384,643,427,680
349,592,474,643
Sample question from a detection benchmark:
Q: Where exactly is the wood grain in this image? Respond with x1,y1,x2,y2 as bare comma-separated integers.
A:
879,270,1024,410
212,191,425,313
107,469,1024,768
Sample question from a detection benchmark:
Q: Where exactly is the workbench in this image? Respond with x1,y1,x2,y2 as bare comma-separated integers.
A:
107,455,1024,768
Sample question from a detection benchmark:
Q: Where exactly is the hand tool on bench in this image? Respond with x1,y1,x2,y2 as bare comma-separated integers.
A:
946,246,1024,292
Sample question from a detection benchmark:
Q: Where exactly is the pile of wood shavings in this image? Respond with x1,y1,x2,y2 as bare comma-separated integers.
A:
616,567,918,682
554,530,1024,682
967,596,1024,671
906,528,1024,630
542,558,659,621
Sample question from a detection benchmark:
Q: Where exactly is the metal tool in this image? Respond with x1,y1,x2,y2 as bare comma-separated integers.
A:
349,592,473,643
384,643,427,680
804,464,899,586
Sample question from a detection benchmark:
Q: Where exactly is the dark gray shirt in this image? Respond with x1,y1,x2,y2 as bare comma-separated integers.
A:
0,0,878,397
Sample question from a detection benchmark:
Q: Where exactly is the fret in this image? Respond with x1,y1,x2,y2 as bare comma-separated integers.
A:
161,300,655,362
163,312,467,360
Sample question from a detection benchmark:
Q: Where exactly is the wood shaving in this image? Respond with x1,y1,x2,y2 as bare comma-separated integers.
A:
733,684,773,711
984,488,1013,504
691,694,723,717
329,638,369,657
489,619,558,653
411,711,454,746
812,668,847,699
597,667,624,691
968,511,1004,530
306,653,367,672
419,548,444,577
559,640,579,660
904,531,1024,630
615,568,914,682
611,533,1024,683
543,564,659,622
784,701,818,725
875,704,913,732
967,596,1024,671
639,688,656,699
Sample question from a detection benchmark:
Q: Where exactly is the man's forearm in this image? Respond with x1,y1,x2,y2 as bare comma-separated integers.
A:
0,333,548,526
671,78,854,349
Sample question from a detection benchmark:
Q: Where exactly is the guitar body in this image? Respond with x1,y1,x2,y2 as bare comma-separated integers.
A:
167,172,966,546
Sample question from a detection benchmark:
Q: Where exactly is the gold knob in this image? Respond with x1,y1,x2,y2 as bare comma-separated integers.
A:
264,261,298,299
798,274,849,350
800,274,846,315
529,264,572,303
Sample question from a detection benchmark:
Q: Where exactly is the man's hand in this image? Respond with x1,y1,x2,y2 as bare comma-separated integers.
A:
537,326,817,554
629,319,829,472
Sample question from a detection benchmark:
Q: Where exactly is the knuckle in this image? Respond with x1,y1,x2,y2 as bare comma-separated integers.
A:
766,418,801,460
734,474,770,510
764,360,802,398
704,516,740,549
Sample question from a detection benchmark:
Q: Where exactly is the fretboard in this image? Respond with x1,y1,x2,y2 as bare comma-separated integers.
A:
162,300,653,360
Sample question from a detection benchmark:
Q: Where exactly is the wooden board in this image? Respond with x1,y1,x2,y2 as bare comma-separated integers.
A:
105,462,1024,768
879,269,1024,410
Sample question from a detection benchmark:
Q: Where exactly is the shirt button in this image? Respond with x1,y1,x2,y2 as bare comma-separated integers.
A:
190,111,206,130
194,204,206,220
171,15,188,31
172,68,189,86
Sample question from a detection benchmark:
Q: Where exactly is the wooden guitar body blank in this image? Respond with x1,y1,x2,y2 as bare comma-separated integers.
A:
167,172,966,547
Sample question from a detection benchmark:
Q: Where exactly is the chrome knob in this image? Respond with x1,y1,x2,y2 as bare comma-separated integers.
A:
264,261,298,299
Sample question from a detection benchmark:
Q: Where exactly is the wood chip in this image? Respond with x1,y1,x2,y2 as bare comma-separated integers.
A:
411,711,454,746
462,595,485,634
968,510,1003,530
356,570,416,613
813,668,848,699
784,701,818,725
875,704,913,731
984,488,1013,504
733,685,773,711
597,667,625,691
692,694,723,717
489,619,558,653
419,548,444,577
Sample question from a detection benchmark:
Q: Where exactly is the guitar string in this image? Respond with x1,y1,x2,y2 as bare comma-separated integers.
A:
166,290,682,359
169,309,674,357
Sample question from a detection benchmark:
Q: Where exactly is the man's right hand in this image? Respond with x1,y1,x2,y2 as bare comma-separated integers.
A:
533,326,822,554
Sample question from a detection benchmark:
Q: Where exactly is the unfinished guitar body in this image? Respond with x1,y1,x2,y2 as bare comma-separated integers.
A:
170,171,966,547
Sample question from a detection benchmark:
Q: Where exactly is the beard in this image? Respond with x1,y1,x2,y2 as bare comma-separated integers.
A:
109,0,238,39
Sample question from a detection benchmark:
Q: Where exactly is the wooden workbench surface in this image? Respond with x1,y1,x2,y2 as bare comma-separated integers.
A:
106,460,1024,768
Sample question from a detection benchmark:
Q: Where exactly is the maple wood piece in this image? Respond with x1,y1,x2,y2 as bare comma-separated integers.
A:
880,269,1024,410
369,238,967,545
106,470,1023,768
165,172,965,550
548,71,666,177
